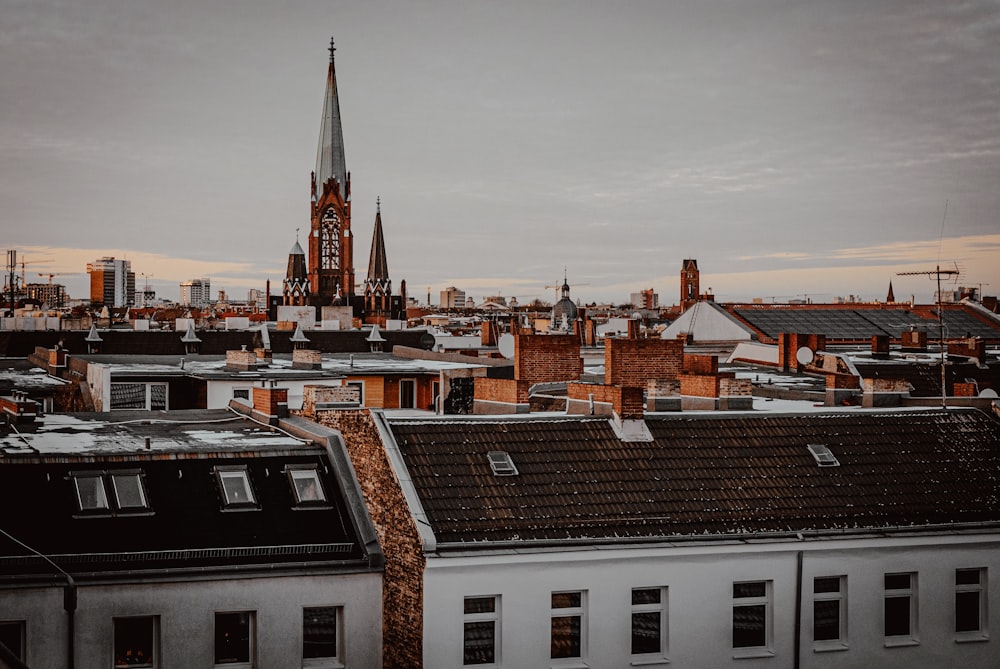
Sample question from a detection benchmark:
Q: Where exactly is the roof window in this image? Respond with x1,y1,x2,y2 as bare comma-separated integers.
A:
71,470,150,516
807,443,840,467
487,451,518,476
285,466,329,507
214,466,258,510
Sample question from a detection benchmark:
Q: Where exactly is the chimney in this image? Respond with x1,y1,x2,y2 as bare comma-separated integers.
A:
1,393,39,424
251,382,289,425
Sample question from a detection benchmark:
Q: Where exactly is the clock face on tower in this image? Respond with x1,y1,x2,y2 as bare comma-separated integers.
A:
320,208,340,270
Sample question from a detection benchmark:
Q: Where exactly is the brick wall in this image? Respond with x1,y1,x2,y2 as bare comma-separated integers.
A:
954,382,977,397
301,384,361,413
683,354,717,375
778,333,827,371
719,377,752,396
226,349,258,370
474,378,530,405
251,386,288,418
863,377,910,393
949,338,986,361
647,379,680,397
514,334,582,384
292,348,322,369
311,409,425,668
901,330,928,350
567,382,644,419
679,374,720,398
826,373,860,390
605,338,683,388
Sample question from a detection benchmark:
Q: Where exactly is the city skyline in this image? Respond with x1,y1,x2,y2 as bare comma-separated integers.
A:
3,1,999,306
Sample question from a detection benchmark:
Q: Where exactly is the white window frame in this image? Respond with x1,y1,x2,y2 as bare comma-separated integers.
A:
72,471,110,512
302,605,343,668
110,382,169,411
113,615,159,669
883,572,918,646
630,586,668,661
232,387,251,403
550,590,587,663
732,580,774,659
955,567,988,642
110,470,150,511
286,466,329,507
214,466,258,510
462,595,500,667
214,610,255,668
812,575,847,651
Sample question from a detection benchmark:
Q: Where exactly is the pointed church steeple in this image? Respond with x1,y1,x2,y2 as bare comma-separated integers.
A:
367,197,389,283
315,37,348,199
886,281,896,304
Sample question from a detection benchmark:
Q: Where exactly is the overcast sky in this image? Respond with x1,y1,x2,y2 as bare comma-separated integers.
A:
2,0,999,306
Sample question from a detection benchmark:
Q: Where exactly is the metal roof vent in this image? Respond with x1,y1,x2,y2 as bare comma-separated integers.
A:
487,451,519,476
807,443,840,467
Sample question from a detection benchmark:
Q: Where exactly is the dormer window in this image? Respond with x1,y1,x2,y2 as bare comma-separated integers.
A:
285,466,329,507
487,451,518,476
71,470,150,516
214,466,258,510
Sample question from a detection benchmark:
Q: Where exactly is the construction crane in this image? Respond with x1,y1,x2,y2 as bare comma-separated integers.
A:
38,272,77,284
897,263,960,408
544,280,590,302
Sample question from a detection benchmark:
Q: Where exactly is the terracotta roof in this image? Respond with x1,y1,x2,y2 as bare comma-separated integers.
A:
386,409,1000,546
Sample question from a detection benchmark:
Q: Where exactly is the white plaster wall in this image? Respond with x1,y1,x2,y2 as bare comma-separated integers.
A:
206,379,346,410
0,572,382,668
86,362,111,412
423,534,1000,669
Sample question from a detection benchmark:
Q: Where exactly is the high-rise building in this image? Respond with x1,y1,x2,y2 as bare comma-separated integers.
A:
630,289,659,309
87,257,135,307
439,287,466,309
180,278,212,308
24,283,67,308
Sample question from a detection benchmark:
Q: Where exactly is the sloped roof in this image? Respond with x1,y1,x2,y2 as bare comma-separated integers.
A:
661,300,754,342
0,410,371,577
385,409,1000,546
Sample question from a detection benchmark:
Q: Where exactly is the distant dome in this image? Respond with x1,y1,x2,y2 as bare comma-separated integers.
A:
551,279,578,328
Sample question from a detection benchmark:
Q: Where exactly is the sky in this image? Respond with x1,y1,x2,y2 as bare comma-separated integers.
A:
2,0,999,307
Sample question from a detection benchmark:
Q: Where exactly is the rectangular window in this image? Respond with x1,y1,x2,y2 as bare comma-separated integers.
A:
463,596,499,666
114,616,157,668
956,568,987,638
302,606,341,665
287,467,328,505
813,576,847,649
110,382,169,410
631,587,667,657
0,621,25,662
399,379,416,408
215,611,254,666
551,591,586,660
884,572,917,644
110,471,149,511
73,472,110,511
733,581,772,655
214,467,258,509
345,381,364,406
232,388,251,401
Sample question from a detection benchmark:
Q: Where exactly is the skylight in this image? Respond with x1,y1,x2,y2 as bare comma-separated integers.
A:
110,471,149,510
73,473,109,511
487,451,518,476
214,466,258,509
807,443,840,467
287,467,328,505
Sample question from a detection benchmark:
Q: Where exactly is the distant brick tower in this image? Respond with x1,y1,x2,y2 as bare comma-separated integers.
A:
680,259,700,311
282,238,310,306
308,38,354,307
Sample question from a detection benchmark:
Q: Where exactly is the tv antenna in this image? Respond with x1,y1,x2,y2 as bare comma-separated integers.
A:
896,263,960,408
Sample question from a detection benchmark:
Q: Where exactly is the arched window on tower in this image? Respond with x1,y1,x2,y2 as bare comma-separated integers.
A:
320,208,340,271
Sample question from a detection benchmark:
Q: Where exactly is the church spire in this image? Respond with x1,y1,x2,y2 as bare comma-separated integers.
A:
315,37,348,199
367,197,389,283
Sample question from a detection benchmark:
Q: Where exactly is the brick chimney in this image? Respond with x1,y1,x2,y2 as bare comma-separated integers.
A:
1,392,39,424
251,382,289,425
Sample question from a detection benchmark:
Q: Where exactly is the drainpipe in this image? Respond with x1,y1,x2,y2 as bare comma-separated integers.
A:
794,550,803,669
64,575,77,669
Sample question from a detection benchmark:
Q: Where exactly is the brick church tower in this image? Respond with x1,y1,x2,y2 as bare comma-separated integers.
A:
362,198,407,324
680,258,700,311
308,38,355,307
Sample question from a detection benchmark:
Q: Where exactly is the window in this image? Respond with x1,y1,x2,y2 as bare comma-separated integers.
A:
0,621,25,663
303,606,341,666
733,581,773,656
71,471,150,516
110,471,149,511
956,568,988,639
631,587,668,658
551,591,586,660
345,382,364,406
232,388,251,402
884,572,918,644
110,382,169,410
214,466,258,510
287,467,328,506
813,576,847,650
114,616,157,668
399,379,416,408
807,443,840,467
487,451,518,476
73,472,110,511
463,596,499,666
215,611,254,667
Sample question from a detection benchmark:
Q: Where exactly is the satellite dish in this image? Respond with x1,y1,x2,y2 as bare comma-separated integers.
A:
795,346,815,365
419,333,436,350
498,333,515,360
980,388,998,398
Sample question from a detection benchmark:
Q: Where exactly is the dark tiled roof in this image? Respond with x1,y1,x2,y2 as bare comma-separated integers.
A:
387,410,1000,546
